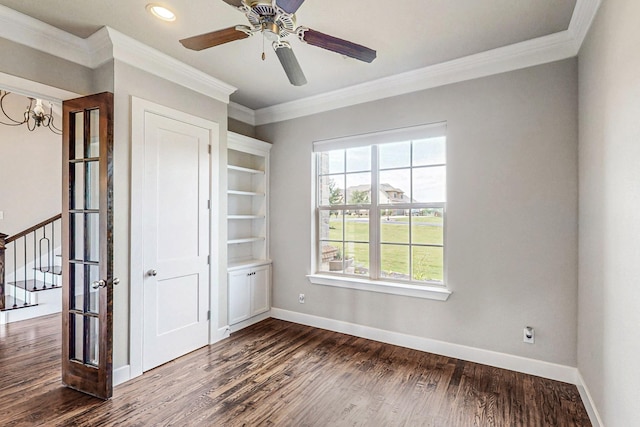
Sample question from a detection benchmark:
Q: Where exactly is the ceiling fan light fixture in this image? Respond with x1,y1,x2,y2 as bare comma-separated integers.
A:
146,4,176,22
262,21,280,42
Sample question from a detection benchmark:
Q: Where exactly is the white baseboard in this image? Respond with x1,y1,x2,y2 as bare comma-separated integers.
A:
270,308,578,385
576,371,603,427
113,365,131,387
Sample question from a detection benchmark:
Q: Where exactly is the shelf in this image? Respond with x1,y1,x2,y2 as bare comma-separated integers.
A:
228,190,265,196
228,165,265,174
228,259,272,271
228,237,265,245
227,133,271,270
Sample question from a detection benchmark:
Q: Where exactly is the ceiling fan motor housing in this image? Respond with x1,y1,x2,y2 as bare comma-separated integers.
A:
243,0,296,38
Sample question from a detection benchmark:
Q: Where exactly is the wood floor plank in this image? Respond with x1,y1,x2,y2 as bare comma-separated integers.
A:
0,315,591,426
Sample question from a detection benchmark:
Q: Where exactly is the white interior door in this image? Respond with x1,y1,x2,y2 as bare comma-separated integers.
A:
142,112,210,371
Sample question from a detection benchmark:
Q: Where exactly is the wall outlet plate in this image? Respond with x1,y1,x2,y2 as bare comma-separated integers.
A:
299,293,305,304
523,327,535,344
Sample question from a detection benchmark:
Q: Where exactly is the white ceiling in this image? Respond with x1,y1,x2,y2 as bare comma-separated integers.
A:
0,0,577,110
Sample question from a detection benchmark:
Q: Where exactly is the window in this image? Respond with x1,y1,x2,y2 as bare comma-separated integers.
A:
313,123,447,291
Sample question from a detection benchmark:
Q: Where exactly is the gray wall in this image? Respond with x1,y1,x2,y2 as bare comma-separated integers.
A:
112,60,229,369
257,59,579,366
228,117,256,138
578,0,640,424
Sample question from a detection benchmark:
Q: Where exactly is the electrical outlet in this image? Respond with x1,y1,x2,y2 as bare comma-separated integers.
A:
299,293,305,304
523,326,535,344
0,211,4,220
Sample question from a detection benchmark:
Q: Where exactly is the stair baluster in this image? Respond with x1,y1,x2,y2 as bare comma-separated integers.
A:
0,214,62,317
13,238,17,307
0,233,6,311
23,236,28,306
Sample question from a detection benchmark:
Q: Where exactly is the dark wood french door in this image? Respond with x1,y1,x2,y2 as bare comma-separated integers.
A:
61,92,114,399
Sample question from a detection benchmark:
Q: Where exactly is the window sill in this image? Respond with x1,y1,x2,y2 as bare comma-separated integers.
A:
306,274,452,301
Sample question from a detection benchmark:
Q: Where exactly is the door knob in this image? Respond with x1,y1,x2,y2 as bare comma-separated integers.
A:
92,278,120,289
148,269,158,277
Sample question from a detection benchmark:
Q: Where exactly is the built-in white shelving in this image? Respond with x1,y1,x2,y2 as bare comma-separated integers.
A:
226,132,272,329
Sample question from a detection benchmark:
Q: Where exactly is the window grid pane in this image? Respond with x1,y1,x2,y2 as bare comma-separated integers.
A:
316,135,445,285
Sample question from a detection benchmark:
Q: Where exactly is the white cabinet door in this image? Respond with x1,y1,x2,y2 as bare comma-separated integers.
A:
228,270,251,325
251,265,270,317
228,264,270,325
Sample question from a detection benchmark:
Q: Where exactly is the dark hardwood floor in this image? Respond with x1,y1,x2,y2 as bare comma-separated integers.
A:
0,314,591,426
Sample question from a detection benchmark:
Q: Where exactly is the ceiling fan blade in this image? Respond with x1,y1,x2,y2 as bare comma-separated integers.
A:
220,0,244,8
299,28,377,63
276,0,306,14
273,42,307,86
180,26,251,51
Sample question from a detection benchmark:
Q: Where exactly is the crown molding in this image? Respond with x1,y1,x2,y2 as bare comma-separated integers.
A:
228,102,257,126
85,27,115,68
568,0,602,50
254,30,577,125
241,0,601,125
0,7,236,104
0,5,91,66
104,28,236,103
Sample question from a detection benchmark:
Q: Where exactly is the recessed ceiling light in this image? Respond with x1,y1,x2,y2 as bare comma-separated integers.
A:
146,4,176,22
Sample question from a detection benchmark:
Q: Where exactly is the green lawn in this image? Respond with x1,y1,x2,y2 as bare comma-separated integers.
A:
325,216,444,282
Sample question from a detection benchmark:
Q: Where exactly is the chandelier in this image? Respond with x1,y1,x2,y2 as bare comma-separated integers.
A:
0,90,62,135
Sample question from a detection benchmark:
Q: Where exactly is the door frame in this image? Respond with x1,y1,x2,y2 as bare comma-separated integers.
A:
130,97,224,380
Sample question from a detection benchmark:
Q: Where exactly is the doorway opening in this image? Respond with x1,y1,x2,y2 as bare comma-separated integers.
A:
0,88,64,324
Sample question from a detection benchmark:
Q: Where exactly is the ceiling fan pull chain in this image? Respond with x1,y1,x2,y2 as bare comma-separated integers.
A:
262,33,266,60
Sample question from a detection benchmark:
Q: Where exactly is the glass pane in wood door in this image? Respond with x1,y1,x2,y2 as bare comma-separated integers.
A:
71,313,84,362
87,160,100,209
73,112,84,159
88,109,100,157
70,263,84,311
89,316,100,365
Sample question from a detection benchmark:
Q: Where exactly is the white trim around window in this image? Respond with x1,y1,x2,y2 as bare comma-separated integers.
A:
307,273,451,300
310,122,452,301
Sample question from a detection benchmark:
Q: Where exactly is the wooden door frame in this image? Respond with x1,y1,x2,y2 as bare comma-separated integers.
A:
129,97,225,381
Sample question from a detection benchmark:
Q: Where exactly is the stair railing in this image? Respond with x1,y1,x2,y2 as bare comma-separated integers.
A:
0,214,62,311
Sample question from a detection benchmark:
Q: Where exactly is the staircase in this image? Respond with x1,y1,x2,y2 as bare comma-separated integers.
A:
0,214,62,324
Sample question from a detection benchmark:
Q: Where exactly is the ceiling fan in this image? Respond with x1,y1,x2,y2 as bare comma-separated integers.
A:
179,0,377,86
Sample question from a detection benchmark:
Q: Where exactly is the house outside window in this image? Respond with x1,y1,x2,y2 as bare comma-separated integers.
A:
313,123,447,289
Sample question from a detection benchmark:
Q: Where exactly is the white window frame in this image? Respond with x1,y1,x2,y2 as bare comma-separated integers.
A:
307,123,452,301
